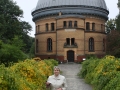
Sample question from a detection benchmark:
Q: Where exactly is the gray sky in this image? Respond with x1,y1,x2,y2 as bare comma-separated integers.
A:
13,0,119,37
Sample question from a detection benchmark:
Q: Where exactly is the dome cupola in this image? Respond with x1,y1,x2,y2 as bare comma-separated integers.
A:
32,0,109,21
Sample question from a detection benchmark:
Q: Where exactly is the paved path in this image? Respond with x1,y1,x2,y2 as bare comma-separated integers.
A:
58,63,93,90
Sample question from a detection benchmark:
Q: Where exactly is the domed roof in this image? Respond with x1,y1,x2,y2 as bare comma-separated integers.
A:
32,0,109,21
35,0,107,10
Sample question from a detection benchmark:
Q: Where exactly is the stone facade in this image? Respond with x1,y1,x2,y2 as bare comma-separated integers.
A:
32,0,109,62
34,16,106,62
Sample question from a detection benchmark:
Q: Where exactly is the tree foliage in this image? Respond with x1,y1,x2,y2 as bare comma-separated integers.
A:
0,41,27,66
0,0,32,41
106,19,116,34
118,0,120,8
116,15,120,31
106,30,120,57
106,1,120,57
0,0,35,64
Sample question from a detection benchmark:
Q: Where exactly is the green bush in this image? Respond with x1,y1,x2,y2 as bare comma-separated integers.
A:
0,59,58,90
79,55,120,90
0,42,27,66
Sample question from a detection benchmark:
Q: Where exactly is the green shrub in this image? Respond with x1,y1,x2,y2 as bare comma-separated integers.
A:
0,59,58,90
0,43,27,66
79,55,120,90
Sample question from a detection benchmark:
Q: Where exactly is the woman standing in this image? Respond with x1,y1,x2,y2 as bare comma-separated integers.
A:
46,66,67,90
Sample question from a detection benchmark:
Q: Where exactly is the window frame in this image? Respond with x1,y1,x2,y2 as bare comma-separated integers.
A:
86,22,90,31
36,39,39,53
51,23,55,31
47,38,52,52
66,38,70,45
92,23,95,31
63,21,67,28
103,38,105,52
89,38,94,52
46,23,49,31
68,21,72,28
71,38,75,45
74,21,77,28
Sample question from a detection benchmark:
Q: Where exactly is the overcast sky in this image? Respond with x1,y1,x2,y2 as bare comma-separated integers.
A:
13,0,119,37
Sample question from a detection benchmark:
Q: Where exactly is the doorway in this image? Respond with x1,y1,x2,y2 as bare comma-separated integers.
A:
67,50,74,62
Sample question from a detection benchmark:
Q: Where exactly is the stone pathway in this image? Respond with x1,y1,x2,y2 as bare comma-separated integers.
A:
58,63,93,90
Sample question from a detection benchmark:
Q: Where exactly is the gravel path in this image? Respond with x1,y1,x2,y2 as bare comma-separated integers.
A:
58,63,93,90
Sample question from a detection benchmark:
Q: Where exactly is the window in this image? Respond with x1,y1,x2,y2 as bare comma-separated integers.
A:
36,39,38,53
89,38,94,51
36,26,37,34
74,21,77,28
86,22,90,30
51,23,54,31
38,25,40,33
92,23,95,31
69,21,72,28
47,38,52,51
71,38,75,45
103,39,105,52
63,21,67,27
46,23,49,31
66,38,70,45
101,24,103,32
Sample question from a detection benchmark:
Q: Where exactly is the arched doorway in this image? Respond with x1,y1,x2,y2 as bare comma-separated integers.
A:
67,50,74,62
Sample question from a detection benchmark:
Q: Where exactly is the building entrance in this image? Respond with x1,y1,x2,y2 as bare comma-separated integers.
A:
67,50,74,62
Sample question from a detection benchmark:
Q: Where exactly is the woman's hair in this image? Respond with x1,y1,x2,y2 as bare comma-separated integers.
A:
54,66,60,71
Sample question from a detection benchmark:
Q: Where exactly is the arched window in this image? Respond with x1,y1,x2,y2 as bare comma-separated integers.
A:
69,21,72,28
71,38,75,45
103,39,105,52
89,38,94,51
36,26,37,34
36,39,38,53
92,23,95,31
86,22,90,31
47,38,52,51
46,23,49,31
38,25,40,33
51,23,54,31
66,38,70,45
74,21,77,28
101,24,105,32
63,21,67,28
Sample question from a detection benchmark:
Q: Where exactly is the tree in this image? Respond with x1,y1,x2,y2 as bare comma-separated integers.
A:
116,15,120,31
106,0,120,57
29,41,35,58
106,30,120,58
118,0,120,8
105,19,116,34
0,0,32,42
0,41,27,66
0,0,34,64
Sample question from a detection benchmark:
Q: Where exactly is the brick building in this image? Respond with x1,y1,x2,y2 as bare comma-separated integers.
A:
32,0,109,62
